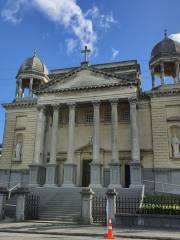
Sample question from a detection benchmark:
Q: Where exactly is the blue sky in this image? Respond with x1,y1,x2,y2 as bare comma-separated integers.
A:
0,0,180,142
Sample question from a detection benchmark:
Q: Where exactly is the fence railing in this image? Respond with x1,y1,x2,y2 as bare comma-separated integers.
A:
25,194,40,220
116,197,141,214
138,196,180,215
92,196,106,224
116,196,180,215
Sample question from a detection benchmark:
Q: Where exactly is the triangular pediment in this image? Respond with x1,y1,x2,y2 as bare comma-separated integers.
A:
37,66,132,93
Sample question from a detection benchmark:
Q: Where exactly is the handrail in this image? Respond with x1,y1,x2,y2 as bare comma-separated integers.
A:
139,184,145,208
144,180,180,187
8,183,20,199
143,180,180,194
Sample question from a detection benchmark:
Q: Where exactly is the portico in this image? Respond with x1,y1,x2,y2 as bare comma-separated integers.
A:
29,87,142,188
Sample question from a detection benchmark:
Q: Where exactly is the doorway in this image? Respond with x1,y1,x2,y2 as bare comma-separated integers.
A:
82,160,92,187
125,165,130,188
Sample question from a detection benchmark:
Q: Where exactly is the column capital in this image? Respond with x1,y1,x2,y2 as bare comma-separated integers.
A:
92,100,100,106
68,102,76,108
37,105,46,112
51,104,60,110
129,97,137,105
110,98,119,105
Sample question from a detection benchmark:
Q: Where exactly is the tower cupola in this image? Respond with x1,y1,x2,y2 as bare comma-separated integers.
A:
15,52,49,99
149,30,180,88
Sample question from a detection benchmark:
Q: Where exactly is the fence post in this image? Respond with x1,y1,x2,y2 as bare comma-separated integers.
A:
16,188,29,221
80,187,94,224
106,188,117,224
0,188,8,220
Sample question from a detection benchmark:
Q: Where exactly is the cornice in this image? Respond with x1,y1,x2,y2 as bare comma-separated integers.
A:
2,99,37,109
36,65,138,94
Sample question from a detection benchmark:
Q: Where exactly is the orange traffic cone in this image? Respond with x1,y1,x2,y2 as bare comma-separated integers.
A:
104,218,116,239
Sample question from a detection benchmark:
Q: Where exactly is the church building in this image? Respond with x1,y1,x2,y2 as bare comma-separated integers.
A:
1,33,180,195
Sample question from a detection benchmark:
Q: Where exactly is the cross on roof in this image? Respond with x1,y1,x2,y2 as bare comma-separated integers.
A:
81,45,91,62
164,29,168,39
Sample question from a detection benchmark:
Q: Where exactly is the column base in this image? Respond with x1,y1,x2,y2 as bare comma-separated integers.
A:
44,164,58,187
90,162,102,188
130,161,143,188
29,164,44,187
108,162,122,189
62,163,77,187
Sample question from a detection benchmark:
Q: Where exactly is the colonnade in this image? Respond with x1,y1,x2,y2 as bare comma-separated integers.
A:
29,98,142,188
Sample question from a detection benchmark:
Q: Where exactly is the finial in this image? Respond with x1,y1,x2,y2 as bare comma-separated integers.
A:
33,49,37,57
164,29,168,39
81,45,91,63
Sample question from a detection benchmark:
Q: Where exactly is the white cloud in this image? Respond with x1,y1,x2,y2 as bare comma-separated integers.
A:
86,6,117,30
169,33,180,43
66,38,77,54
1,1,117,54
1,0,27,24
111,48,119,60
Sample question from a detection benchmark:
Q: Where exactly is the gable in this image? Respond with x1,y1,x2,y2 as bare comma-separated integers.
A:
37,66,133,93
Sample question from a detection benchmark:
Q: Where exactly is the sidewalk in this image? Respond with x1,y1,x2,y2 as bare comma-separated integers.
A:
0,220,179,239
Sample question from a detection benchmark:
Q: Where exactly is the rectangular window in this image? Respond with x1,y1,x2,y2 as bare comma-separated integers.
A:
104,111,111,122
120,111,130,121
85,112,93,124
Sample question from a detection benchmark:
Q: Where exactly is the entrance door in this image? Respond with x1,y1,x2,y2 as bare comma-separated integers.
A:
82,160,92,187
125,165,130,188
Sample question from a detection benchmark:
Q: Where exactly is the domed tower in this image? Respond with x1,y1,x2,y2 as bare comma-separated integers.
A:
149,30,180,89
16,52,49,99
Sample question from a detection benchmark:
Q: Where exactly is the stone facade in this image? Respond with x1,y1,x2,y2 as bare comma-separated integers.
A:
1,38,180,194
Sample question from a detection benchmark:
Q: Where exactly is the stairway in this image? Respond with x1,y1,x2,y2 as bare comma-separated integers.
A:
29,186,143,222
30,187,82,222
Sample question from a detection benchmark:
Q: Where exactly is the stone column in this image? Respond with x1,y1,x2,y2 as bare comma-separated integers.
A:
45,105,59,187
29,77,33,97
151,68,155,88
106,188,117,224
129,98,142,188
29,106,46,186
19,78,23,98
63,103,77,187
175,62,180,83
109,99,121,188
15,81,19,98
80,188,94,224
0,188,8,220
90,101,102,188
16,189,28,221
160,63,165,85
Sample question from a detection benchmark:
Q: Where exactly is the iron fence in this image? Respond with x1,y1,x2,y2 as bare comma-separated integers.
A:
116,197,141,214
92,196,106,224
25,194,40,220
138,196,180,215
116,196,180,215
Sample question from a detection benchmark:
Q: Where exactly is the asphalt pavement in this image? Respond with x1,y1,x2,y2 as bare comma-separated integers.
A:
0,220,179,240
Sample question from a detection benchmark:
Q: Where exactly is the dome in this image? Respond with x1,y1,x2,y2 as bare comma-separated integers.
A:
150,37,180,63
17,54,48,76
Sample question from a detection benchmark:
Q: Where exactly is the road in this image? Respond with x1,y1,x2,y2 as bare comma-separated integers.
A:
0,232,156,240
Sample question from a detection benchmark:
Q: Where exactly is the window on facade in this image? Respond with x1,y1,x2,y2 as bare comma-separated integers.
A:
59,113,63,124
104,111,111,122
85,112,93,124
120,111,130,121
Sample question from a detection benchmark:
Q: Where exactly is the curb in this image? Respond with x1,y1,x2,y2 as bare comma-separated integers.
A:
0,229,180,240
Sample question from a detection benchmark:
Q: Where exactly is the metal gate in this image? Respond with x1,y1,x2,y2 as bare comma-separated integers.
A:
92,196,106,224
25,194,40,220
